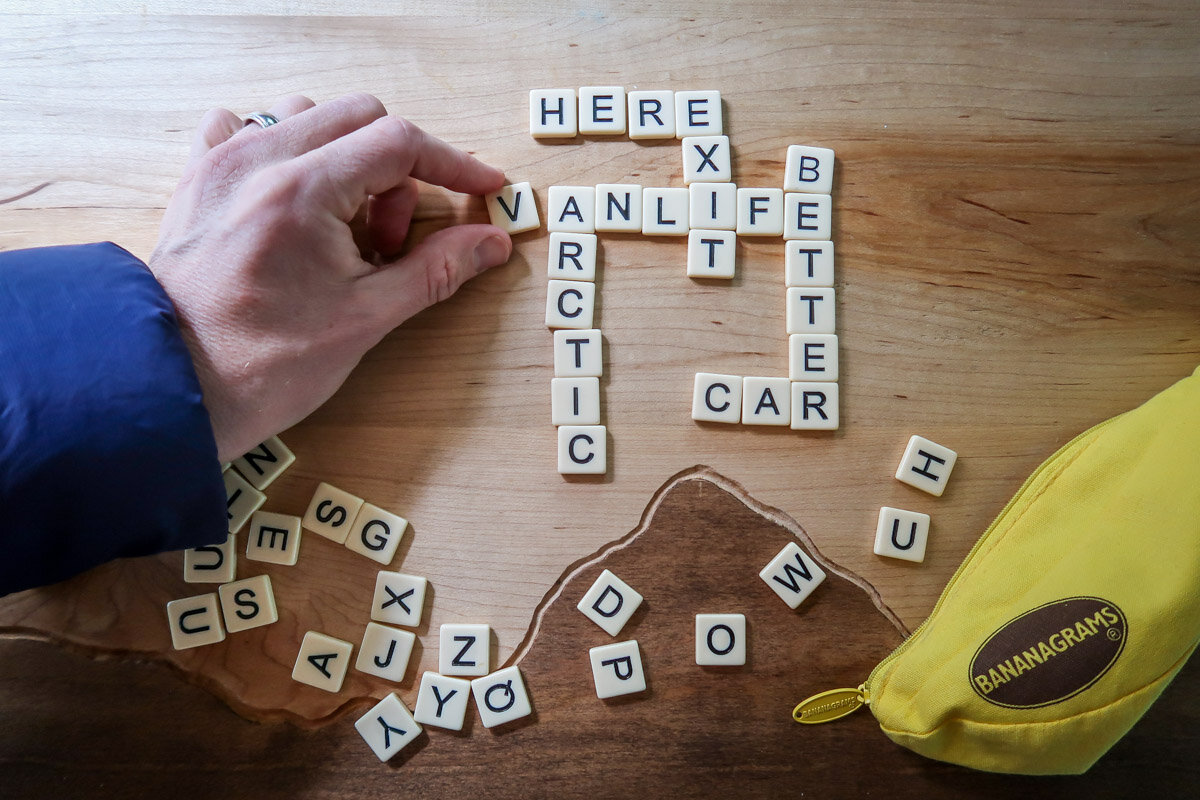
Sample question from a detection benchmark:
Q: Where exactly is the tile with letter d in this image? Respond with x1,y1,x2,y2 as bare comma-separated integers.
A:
784,144,835,194
472,666,533,728
218,574,278,634
356,621,417,683
184,533,236,584
590,640,647,699
547,185,596,233
552,376,601,426
628,90,675,139
682,135,731,184
355,693,422,762
302,482,364,544
231,435,295,490
692,372,742,423
784,192,832,240
245,510,302,566
687,230,736,279
675,90,722,136
166,592,225,650
553,328,603,377
874,507,931,563
785,241,834,287
577,569,643,636
786,287,836,334
529,88,577,138
547,232,598,282
790,382,839,431
292,631,354,693
414,671,472,731
558,424,607,475
486,182,540,234
344,503,408,566
695,613,746,666
371,571,428,628
895,435,958,496
789,334,838,382
759,542,827,609
546,280,596,330
742,376,791,426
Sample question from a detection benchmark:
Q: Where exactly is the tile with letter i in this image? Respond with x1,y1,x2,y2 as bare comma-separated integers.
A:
439,623,491,677
546,279,596,330
759,542,827,609
371,571,428,628
245,510,302,566
472,666,533,728
874,507,931,563
553,328,603,377
627,90,675,139
786,287,836,334
786,241,834,287
682,135,732,184
529,88,577,138
558,424,607,475
414,671,472,731
791,382,839,431
292,631,354,692
577,569,643,636
789,334,838,382
223,468,265,535
356,622,417,683
355,693,422,762
784,144,835,194
578,86,627,135
736,188,783,236
687,230,736,279
675,90,722,136
231,435,295,490
695,613,746,666
641,187,690,235
184,533,236,584
167,593,225,650
595,184,643,232
486,182,540,234
302,482,364,544
552,376,601,426
547,232,598,282
692,372,743,424
895,435,958,496
590,640,647,699
547,185,596,233
689,182,737,230
344,503,408,566
218,574,278,634
784,193,832,240
742,377,791,426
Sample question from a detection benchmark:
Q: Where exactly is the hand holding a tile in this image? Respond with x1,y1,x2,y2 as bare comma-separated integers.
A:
149,92,513,461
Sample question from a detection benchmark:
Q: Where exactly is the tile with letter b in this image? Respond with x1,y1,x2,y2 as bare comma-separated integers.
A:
302,482,364,544
356,621,417,683
695,613,746,666
628,90,676,139
692,372,743,423
231,435,295,490
245,510,302,566
682,135,732,184
785,241,834,287
790,382,839,430
595,184,643,232
553,328,603,377
223,468,265,535
687,230,736,279
742,376,791,426
736,188,783,236
472,666,533,728
355,693,422,762
529,88,577,138
578,86,627,135
184,533,236,584
547,232,598,281
895,435,958,496
590,640,647,699
689,182,737,230
789,334,838,382
167,593,225,650
641,187,690,235
546,280,596,330
577,569,643,636
371,571,428,628
558,425,607,475
218,574,278,634
786,287,836,334
439,623,491,677
552,376,601,426
759,542,827,609
675,90,722,136
784,144,835,194
874,507,931,563
414,671,472,731
344,503,408,566
486,182,540,234
784,192,832,240
547,185,596,233
292,631,354,693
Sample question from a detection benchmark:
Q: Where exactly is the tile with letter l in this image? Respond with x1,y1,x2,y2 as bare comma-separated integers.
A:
784,144,835,194
184,533,236,584
627,90,675,139
245,510,302,566
553,328,603,377
695,613,746,666
686,229,736,279
641,187,690,235
874,506,931,563
547,185,596,233
552,376,601,426
231,435,295,490
577,569,643,636
371,571,428,628
692,372,742,423
547,232,598,282
344,503,408,566
439,623,492,677
167,592,225,650
895,435,958,496
578,86,627,135
784,192,832,240
590,640,647,699
546,279,596,330
789,334,838,382
355,693,422,762
689,182,737,230
223,468,265,535
472,666,533,728
786,287,836,334
292,631,354,692
675,90,722,136
736,188,783,235
218,574,278,634
356,621,417,683
682,135,732,184
486,182,540,234
302,482,364,544
759,541,827,609
529,88,577,138
790,382,839,431
413,671,472,731
594,184,643,232
742,376,791,426
558,425,607,475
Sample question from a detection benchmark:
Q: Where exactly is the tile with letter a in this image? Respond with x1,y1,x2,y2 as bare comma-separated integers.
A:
547,232,598,282
577,569,643,636
895,435,958,496
167,592,225,650
675,90,722,136
759,542,827,609
874,507,931,563
595,184,643,232
736,188,783,236
355,693,422,762
344,503,408,566
414,671,472,731
292,631,354,692
742,376,791,427
786,287,836,334
784,192,832,240
552,376,601,426
371,571,428,628
546,279,596,330
439,623,492,677
790,382,839,431
553,328,603,377
627,90,675,139
472,666,533,728
223,468,265,535
687,230,736,279
529,88,577,138
789,334,839,382
692,372,743,424
590,640,647,699
641,187,690,235
578,86,627,135
785,241,834,287
486,182,540,234
784,144,835,194
302,482,364,544
547,185,596,233
356,621,417,683
230,435,295,490
245,510,302,566
689,182,737,230
184,533,236,584
557,425,607,475
695,613,746,666
682,135,732,184
218,574,278,634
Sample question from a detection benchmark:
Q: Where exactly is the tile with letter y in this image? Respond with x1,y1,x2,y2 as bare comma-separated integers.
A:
355,693,422,762
414,671,472,731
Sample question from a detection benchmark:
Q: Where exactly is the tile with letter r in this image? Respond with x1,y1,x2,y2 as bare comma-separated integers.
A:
695,613,746,666
692,372,743,424
557,424,607,475
292,631,354,693
439,623,492,677
529,88,577,138
356,621,417,683
874,507,931,563
230,434,295,490
627,90,675,139
301,482,364,545
590,640,647,699
344,502,408,566
355,693,422,762
184,533,237,584
759,541,827,609
547,185,596,233
166,592,225,650
675,90,722,136
784,144,835,194
790,382,839,431
414,671,472,731
682,135,732,184
553,328,603,377
218,574,278,634
742,376,791,427
371,571,428,628
223,468,265,535
486,181,540,234
686,229,736,279
578,86,627,135
472,666,533,728
547,232,598,282
245,510,302,566
577,569,643,636
895,435,958,496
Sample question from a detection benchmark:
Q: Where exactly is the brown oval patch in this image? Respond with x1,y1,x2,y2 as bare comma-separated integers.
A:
969,596,1127,709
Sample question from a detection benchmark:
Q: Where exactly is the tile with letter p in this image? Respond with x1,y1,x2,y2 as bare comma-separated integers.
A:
590,640,648,699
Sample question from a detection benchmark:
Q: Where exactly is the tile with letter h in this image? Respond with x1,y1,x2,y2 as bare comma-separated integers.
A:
355,693,422,762
589,640,647,699
577,569,643,636
895,435,958,496
414,671,473,731
874,507,931,563
759,542,827,610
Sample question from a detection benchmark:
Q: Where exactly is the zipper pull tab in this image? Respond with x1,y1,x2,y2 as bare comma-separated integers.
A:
792,684,869,724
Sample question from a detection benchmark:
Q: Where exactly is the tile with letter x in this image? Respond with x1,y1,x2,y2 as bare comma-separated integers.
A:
371,571,428,628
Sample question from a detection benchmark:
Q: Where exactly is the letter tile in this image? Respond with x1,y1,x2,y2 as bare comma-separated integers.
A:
686,230,736,279
695,613,746,666
790,382,840,430
689,182,737,230
439,623,492,677
486,182,540,234
788,334,838,382
682,135,732,184
742,377,791,426
356,621,417,683
551,376,601,426
641,187,690,235
736,188,784,236
759,541,827,609
546,279,596,329
784,192,832,240
627,90,675,139
553,328,603,377
786,287,836,334
594,184,644,232
895,435,958,496
245,510,302,566
874,507,931,563
371,571,428,628
223,468,265,535
302,482,365,544
413,671,473,731
589,640,647,699
166,592,225,650
577,569,643,636
344,503,408,566
471,666,533,728
183,533,236,584
231,435,296,491
557,425,607,475
218,574,278,634
785,241,835,287
547,232,598,281
547,185,596,233
578,86,627,135
675,90,722,136
784,144,835,194
292,631,354,692
692,372,743,424
355,693,422,762
529,88,577,138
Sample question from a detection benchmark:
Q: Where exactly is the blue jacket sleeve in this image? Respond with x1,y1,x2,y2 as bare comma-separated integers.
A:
0,242,227,595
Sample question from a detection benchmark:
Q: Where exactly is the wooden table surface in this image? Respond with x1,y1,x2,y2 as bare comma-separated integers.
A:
2,2,1198,797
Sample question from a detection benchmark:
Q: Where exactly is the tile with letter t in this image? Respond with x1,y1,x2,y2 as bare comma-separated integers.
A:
577,569,643,636
742,376,791,426
786,241,834,287
784,192,832,240
789,334,838,382
547,185,596,233
895,435,958,496
553,328,603,377
183,533,236,584
642,187,690,235
595,184,643,232
545,280,596,330
166,593,225,650
874,507,931,563
759,542,827,609
223,468,265,535
736,188,783,236
414,671,473,731
371,571,428,628
558,425,607,475
696,613,746,666
486,182,540,234
786,287,836,334
590,640,647,699
230,435,295,491
218,574,278,634
675,90,722,136
687,230,736,279
578,86,627,135
627,90,675,139
356,621,417,683
344,503,408,566
529,88,577,138
552,376,601,426
245,510,302,566
292,631,354,693
355,693,422,762
692,372,743,424
689,182,737,230
439,623,491,677
791,382,839,431
472,666,533,728
784,144,835,194
547,232,598,282
682,135,732,184
301,482,364,544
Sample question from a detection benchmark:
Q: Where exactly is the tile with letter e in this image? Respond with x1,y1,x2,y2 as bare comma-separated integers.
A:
486,182,540,234
414,671,472,731
371,571,428,628
895,435,958,496
355,693,421,762
785,241,834,287
784,192,832,240
786,287,836,334
546,279,596,330
675,90,722,136
218,574,278,634
184,533,236,584
759,542,827,609
529,88,577,138
167,593,225,650
736,188,783,236
553,328,603,377
547,232,598,281
790,382,839,431
696,613,746,666
784,144,835,194
547,185,596,233
231,435,295,490
682,135,731,184
552,376,601,426
578,86,627,135
595,184,643,232
292,631,354,693
742,376,791,426
302,482,364,544
692,372,742,423
245,510,302,566
687,229,736,279
344,503,408,566
874,507,931,563
689,182,737,230
642,187,690,235
439,623,491,677
356,621,417,683
590,640,647,699
472,666,533,728
223,468,265,535
627,90,675,139
558,424,607,475
789,334,838,382
577,569,643,636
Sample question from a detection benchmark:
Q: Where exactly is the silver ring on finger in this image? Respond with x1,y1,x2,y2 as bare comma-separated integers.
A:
243,112,280,129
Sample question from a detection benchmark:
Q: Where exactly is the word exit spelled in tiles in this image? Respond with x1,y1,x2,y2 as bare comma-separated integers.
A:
895,435,958,496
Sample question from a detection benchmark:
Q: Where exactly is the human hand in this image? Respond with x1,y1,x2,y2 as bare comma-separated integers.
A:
149,93,512,463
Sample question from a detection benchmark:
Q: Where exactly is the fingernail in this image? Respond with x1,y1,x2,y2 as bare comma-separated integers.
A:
472,234,511,272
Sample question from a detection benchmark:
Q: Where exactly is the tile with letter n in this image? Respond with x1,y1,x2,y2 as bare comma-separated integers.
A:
414,671,472,731
759,541,827,609
183,533,236,584
344,503,408,566
166,592,225,650
695,613,746,666
302,482,364,545
217,574,278,634
486,181,540,234
230,434,295,490
292,631,354,693
895,435,958,496
595,184,643,232
356,621,417,683
371,571,428,628
577,569,643,636
472,666,533,728
439,623,492,677
874,507,931,563
589,640,647,699
355,693,422,762
245,510,302,566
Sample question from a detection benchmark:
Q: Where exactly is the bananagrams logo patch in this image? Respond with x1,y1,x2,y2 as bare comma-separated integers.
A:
969,596,1127,709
